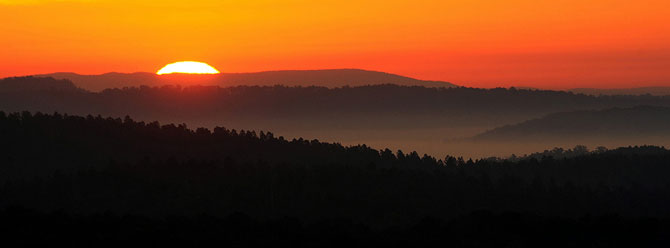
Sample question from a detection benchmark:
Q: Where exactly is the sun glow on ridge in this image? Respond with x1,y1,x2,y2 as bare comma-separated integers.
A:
156,61,220,75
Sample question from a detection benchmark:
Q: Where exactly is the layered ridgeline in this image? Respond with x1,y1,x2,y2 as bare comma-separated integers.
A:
4,76,670,130
569,87,670,96
37,69,457,92
2,112,670,232
0,76,81,92
6,76,670,157
473,106,670,143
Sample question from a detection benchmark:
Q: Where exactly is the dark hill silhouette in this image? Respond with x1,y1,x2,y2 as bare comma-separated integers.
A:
6,78,670,157
3,111,670,237
473,106,670,142
7,74,670,160
35,69,457,92
2,209,667,247
37,72,160,92
0,76,81,92
569,87,670,96
4,79,670,131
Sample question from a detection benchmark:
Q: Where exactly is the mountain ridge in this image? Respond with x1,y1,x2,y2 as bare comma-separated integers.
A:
0,76,82,92
33,69,457,92
569,87,670,96
472,105,670,142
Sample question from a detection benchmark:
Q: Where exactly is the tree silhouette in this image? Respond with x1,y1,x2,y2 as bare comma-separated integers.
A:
1,111,670,245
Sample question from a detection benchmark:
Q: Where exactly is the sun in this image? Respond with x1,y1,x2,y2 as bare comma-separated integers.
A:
156,61,220,75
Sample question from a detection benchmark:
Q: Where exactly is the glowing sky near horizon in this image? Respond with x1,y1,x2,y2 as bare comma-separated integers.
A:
1,0,669,89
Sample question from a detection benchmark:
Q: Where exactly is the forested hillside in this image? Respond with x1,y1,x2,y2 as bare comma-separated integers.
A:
3,112,670,226
473,106,670,142
0,76,80,92
4,77,670,131
7,75,670,157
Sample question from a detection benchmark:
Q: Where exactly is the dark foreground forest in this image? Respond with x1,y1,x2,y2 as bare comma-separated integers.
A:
2,111,670,246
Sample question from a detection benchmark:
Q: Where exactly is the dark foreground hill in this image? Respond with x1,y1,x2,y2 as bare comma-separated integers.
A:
3,112,670,224
36,69,457,92
473,106,670,142
3,209,666,247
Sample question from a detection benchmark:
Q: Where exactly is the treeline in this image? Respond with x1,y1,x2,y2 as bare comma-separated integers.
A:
473,105,670,141
0,76,80,92
2,112,670,229
4,76,670,129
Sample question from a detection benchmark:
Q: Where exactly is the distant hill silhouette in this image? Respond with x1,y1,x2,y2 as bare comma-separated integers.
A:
4,81,670,131
35,69,457,92
0,76,80,92
569,87,670,96
473,106,670,141
6,77,670,157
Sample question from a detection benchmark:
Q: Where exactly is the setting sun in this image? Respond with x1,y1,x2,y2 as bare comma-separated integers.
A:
156,61,220,75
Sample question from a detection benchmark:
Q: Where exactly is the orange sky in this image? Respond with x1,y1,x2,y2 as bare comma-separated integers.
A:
1,0,669,89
